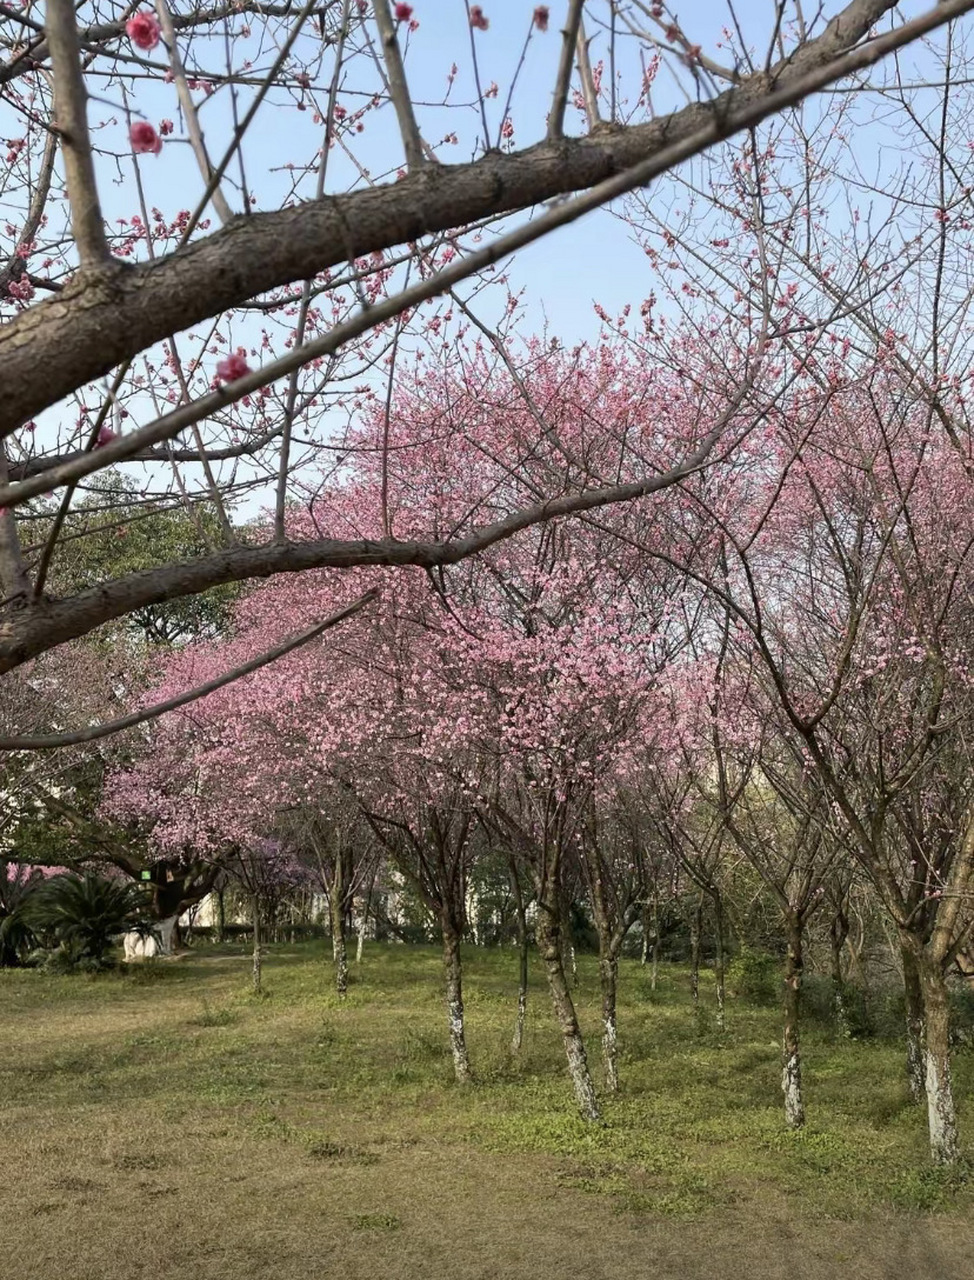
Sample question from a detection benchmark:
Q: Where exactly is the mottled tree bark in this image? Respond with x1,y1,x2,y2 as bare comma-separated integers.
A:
215,887,226,944
782,916,805,1129
442,918,472,1083
689,894,703,1009
830,907,850,1037
651,897,661,992
536,904,600,1120
510,862,529,1053
918,958,959,1165
902,944,926,1104
330,891,348,999
599,953,619,1093
712,892,726,1031
558,886,578,989
251,895,263,995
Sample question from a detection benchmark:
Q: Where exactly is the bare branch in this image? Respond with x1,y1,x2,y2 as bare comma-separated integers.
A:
45,0,111,267
0,401,740,673
575,17,602,132
0,126,57,300
548,0,586,140
154,0,235,225
371,0,426,169
0,589,378,750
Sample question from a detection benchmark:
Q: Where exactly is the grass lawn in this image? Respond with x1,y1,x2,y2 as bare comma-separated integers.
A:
2,942,973,1279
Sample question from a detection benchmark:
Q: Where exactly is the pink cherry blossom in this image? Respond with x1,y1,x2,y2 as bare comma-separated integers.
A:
126,11,162,51
130,122,162,155
215,350,252,383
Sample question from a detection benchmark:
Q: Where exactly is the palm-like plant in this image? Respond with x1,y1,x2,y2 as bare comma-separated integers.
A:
26,872,149,969
0,861,41,967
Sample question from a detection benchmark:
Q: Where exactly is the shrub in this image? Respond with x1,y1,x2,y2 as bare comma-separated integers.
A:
728,945,780,1006
25,872,149,971
0,862,43,967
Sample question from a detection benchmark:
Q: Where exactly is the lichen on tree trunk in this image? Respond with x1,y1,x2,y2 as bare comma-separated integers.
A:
918,959,958,1165
536,904,599,1120
901,945,926,1105
251,895,263,995
442,921,472,1084
830,908,850,1037
599,953,619,1093
712,893,726,1031
782,917,805,1129
689,894,702,1009
510,863,529,1054
330,892,348,999
651,898,661,993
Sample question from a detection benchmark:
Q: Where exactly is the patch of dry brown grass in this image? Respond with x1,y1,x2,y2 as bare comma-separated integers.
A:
2,945,973,1279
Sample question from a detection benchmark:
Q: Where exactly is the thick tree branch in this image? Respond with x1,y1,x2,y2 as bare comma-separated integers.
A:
0,0,948,436
0,446,28,600
548,0,586,140
0,416,731,672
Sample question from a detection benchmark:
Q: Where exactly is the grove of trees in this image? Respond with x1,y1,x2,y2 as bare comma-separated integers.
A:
3,0,974,1183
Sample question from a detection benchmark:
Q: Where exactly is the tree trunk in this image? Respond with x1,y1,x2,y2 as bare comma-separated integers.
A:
689,894,702,1009
599,951,619,1093
713,892,726,1031
651,896,661,991
640,902,651,965
510,862,529,1053
216,887,225,943
559,885,578,988
782,916,805,1129
251,896,263,995
536,903,600,1120
902,945,926,1105
355,911,367,964
830,908,850,1037
442,920,472,1084
330,892,348,999
918,958,959,1165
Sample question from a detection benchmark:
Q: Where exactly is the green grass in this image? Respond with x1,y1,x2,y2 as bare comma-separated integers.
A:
2,943,974,1279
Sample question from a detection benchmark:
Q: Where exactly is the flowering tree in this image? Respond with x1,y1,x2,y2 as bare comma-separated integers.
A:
0,0,968,707
278,794,376,999
674,375,974,1162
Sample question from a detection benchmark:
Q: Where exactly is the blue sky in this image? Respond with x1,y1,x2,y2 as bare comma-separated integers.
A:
85,0,951,349
2,0,960,511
